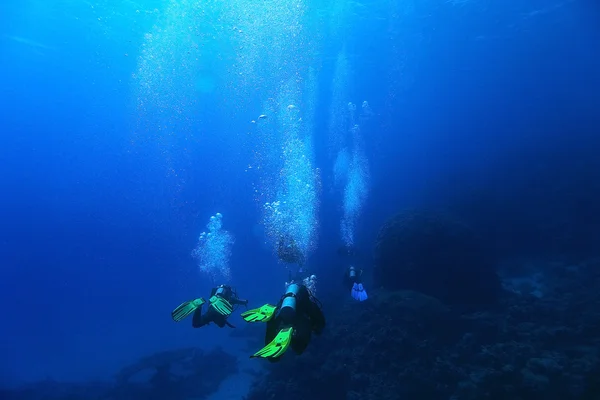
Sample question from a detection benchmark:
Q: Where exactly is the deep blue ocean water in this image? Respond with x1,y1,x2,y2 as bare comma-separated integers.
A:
0,0,598,395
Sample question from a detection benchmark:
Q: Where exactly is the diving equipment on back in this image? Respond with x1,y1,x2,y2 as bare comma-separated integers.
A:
344,265,368,302
241,282,325,362
171,284,248,329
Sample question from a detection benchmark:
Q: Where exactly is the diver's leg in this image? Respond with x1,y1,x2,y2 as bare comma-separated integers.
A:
192,305,208,328
264,318,278,345
307,300,326,334
290,317,311,355
214,315,226,328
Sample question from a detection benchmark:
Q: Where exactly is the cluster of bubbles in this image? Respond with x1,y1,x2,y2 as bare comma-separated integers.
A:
348,100,374,128
130,0,226,191
262,143,320,259
260,78,320,264
328,51,371,248
360,100,374,119
191,212,234,281
219,0,312,108
333,148,350,189
341,102,371,246
133,0,213,118
140,0,320,287
263,200,286,239
328,50,351,162
303,274,318,296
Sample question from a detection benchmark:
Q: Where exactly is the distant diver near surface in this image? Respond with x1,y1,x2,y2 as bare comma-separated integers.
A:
277,234,315,287
171,284,248,328
241,280,325,362
339,244,368,302
277,234,305,269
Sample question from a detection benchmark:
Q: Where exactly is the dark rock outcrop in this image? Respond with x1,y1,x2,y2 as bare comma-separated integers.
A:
1,347,237,400
374,210,501,305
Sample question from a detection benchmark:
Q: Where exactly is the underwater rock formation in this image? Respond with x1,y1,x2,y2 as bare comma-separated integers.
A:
109,347,237,400
2,347,237,400
245,258,600,400
1,380,112,400
373,210,501,305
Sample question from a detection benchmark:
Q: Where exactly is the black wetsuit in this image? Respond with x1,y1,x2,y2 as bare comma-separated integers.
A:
192,285,247,328
265,284,325,362
343,266,363,291
339,245,364,290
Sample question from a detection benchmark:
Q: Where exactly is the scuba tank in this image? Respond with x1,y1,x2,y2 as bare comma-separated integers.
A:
348,265,359,283
278,283,300,324
214,285,231,299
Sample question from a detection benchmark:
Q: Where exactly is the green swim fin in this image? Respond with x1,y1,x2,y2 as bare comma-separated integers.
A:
209,295,233,316
171,298,205,322
241,304,277,323
251,327,294,359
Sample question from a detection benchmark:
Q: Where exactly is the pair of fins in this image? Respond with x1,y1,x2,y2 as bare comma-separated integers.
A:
241,304,293,360
351,282,368,302
171,296,233,322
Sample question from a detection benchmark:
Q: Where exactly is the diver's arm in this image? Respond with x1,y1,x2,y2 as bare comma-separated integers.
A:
231,297,248,306
192,306,205,328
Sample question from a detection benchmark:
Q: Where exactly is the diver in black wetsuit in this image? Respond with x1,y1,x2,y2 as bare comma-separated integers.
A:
277,235,305,266
171,284,248,328
241,282,325,362
193,285,248,328
339,244,368,301
239,235,323,361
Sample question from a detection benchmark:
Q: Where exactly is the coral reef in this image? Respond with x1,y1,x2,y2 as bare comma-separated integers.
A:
245,258,600,399
373,210,501,305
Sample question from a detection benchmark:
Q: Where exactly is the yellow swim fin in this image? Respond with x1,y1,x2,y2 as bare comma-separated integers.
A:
241,304,277,323
209,295,233,316
251,327,294,359
171,298,205,322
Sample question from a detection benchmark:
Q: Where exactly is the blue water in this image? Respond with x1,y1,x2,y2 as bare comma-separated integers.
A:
0,0,598,394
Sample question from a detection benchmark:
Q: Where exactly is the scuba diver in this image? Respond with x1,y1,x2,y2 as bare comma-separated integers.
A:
344,265,368,301
277,234,313,289
171,284,248,328
277,235,305,267
241,281,325,362
339,244,368,302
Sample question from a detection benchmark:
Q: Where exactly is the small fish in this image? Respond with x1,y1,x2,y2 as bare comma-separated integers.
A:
258,114,267,119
